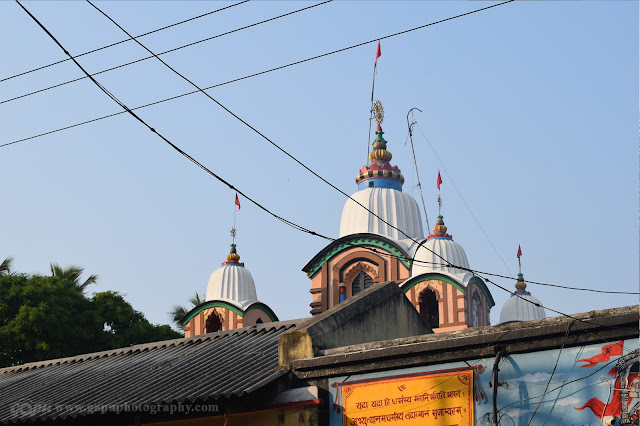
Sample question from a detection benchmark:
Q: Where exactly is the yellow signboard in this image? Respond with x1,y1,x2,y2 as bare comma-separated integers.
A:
342,369,473,425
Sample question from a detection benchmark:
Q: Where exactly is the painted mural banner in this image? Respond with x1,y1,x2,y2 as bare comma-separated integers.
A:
491,339,639,425
340,369,473,425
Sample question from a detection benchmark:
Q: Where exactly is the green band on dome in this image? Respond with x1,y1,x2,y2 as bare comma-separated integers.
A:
400,273,495,308
181,300,244,325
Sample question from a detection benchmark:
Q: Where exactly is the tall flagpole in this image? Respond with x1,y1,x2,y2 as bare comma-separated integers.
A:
368,41,381,165
232,202,237,245
437,170,443,216
231,193,240,245
518,256,521,274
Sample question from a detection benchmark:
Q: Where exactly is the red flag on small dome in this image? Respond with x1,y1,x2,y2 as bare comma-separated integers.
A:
235,193,241,211
374,40,381,68
436,171,443,190
517,245,522,258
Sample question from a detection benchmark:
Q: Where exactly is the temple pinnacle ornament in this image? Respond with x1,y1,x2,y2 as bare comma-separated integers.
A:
372,99,384,125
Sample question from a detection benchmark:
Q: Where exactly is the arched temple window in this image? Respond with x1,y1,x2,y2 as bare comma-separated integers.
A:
205,311,222,333
418,288,439,329
351,271,374,296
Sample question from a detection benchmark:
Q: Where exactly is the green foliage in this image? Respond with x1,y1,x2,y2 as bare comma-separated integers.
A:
169,292,203,330
0,257,13,276
50,263,98,294
0,262,181,368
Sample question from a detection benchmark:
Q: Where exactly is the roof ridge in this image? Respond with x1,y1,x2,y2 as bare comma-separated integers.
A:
0,319,302,374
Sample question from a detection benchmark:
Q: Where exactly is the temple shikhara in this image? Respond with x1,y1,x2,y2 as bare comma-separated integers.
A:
174,37,548,339
303,102,495,332
181,97,550,336
182,243,278,337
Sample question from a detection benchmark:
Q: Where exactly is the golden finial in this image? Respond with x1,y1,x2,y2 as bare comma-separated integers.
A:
226,243,240,263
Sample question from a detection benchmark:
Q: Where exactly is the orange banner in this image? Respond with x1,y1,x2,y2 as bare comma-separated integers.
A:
342,370,473,425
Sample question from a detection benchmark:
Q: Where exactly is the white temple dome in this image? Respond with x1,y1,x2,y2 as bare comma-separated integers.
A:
205,245,258,309
410,215,473,285
339,187,424,240
499,274,546,323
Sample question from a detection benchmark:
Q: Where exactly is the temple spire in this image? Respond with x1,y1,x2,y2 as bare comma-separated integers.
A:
427,215,452,241
224,243,241,265
223,193,243,266
514,245,528,294
367,42,382,164
355,100,405,190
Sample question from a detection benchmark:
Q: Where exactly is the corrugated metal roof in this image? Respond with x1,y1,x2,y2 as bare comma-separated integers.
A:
0,320,299,424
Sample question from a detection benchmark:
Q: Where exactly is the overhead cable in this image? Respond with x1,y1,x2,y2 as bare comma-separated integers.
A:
10,1,638,300
11,0,636,298
83,0,477,272
17,0,634,340
2,0,514,148
1,0,333,105
6,0,518,279
15,0,331,244
415,122,514,277
0,1,249,83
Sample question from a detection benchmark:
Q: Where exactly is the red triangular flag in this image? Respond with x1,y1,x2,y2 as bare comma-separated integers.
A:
577,341,623,368
374,41,381,68
517,245,522,259
235,193,241,211
436,171,443,190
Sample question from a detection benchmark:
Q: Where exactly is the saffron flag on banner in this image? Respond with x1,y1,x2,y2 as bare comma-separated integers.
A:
437,171,443,190
374,41,381,68
235,193,241,211
577,340,624,368
517,245,522,259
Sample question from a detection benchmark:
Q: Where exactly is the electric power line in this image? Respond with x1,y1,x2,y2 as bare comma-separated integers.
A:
496,355,630,415
5,0,521,280
412,121,637,296
479,275,637,352
18,0,498,285
14,0,638,300
14,0,331,245
84,0,524,286
415,122,514,277
14,0,637,300
2,0,515,149
1,0,334,105
0,1,249,83
16,0,636,342
467,268,638,295
527,322,573,425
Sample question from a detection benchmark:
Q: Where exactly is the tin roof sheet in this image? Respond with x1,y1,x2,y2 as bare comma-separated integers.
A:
0,320,299,424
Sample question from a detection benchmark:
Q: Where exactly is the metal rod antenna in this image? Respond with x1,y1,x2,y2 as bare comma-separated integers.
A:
406,108,430,231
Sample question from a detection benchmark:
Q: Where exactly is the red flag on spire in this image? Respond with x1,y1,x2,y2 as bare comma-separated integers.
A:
517,245,522,259
235,193,241,211
436,171,443,190
374,41,381,68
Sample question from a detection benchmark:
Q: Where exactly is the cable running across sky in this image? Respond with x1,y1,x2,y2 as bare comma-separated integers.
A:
1,0,514,148
1,0,334,105
0,0,249,83
14,0,635,337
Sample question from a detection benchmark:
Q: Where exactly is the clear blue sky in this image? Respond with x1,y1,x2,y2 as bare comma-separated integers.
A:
1,1,637,327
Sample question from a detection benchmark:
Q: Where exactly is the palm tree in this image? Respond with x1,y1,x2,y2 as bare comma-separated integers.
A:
0,257,13,276
50,263,98,294
170,292,203,330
